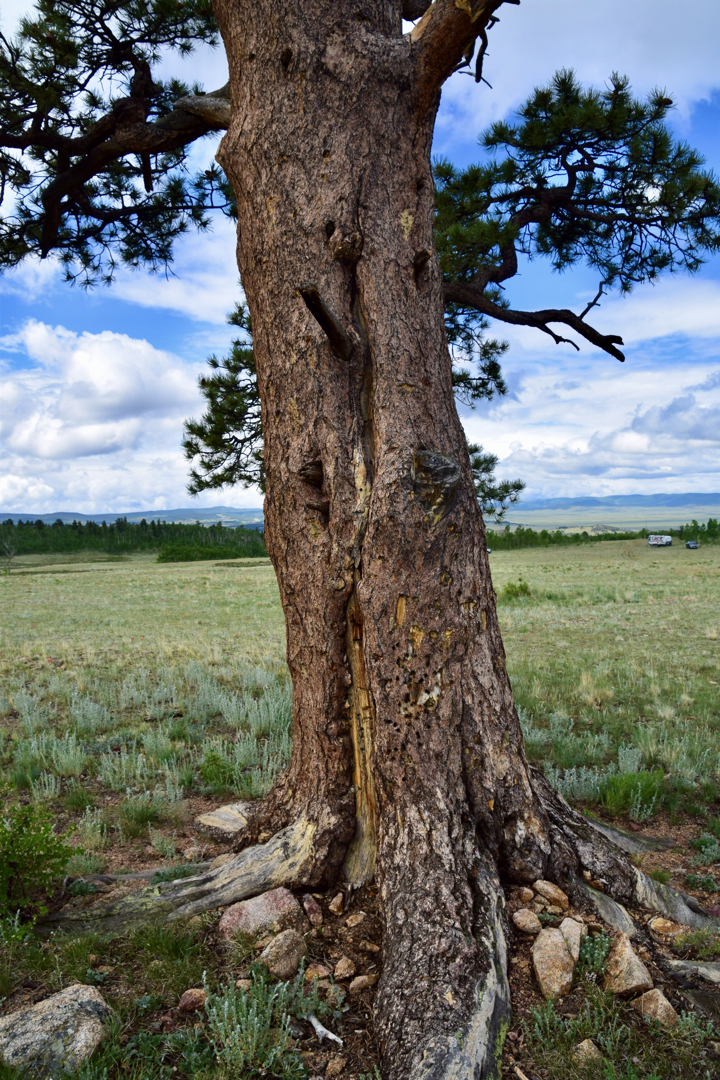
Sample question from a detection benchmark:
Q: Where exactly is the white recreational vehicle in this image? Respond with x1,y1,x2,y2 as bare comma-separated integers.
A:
648,534,672,547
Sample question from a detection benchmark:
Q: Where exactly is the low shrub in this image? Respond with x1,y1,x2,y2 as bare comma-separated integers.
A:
501,578,531,601
157,545,253,563
600,770,664,820
0,802,73,912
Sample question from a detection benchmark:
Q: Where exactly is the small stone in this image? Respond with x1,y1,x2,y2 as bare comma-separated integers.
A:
346,911,366,928
649,916,681,936
305,963,331,982
517,887,535,903
325,1055,347,1077
88,954,99,966
259,929,307,980
559,917,584,963
604,932,654,998
218,886,307,940
178,988,207,1012
513,908,542,935
0,985,113,1077
302,894,323,926
210,852,233,870
359,938,380,953
235,978,252,992
532,928,575,999
334,956,356,980
572,1038,603,1064
348,974,379,994
533,901,546,913
533,880,569,911
545,904,564,916
328,892,344,916
630,988,678,1028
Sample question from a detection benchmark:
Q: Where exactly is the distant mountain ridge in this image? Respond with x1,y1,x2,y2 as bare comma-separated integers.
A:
4,494,719,528
3,505,264,527
516,493,720,511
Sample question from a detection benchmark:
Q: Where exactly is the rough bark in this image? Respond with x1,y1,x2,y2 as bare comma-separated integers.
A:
41,4,692,1077
201,2,626,1075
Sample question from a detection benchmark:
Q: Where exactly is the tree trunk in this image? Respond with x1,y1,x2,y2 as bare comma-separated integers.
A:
192,2,633,1075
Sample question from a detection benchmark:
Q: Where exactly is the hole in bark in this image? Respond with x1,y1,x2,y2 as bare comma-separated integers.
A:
324,220,336,240
298,459,324,488
280,47,292,68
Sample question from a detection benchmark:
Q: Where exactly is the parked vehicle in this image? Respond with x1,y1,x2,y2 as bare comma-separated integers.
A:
648,535,672,547
686,540,699,549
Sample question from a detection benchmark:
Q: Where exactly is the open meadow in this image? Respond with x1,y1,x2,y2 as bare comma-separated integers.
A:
1,539,720,1079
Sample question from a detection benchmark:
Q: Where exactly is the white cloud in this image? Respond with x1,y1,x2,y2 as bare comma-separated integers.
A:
434,0,720,155
0,321,264,513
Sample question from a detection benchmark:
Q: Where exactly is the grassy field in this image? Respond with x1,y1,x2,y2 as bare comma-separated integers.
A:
1,540,719,1078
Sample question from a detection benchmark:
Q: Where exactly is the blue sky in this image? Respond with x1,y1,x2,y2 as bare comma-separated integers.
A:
2,0,720,513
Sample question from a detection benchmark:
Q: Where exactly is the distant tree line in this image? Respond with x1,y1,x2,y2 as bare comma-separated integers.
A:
0,517,267,558
489,518,720,551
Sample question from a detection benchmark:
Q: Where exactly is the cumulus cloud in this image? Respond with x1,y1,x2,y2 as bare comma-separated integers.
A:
461,345,720,497
0,321,264,513
434,0,720,155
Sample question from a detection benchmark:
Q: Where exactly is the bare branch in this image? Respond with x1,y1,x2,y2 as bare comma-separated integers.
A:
409,0,509,113
443,281,626,361
298,282,353,360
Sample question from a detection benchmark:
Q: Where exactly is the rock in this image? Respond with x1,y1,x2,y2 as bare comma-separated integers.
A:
195,801,252,840
666,958,720,985
512,909,542,935
325,1055,347,1077
328,892,344,916
649,916,681,936
630,988,678,1028
259,929,307,980
218,886,307,939
545,904,564,916
235,978,252,992
334,956,356,980
533,880,569,911
302,894,323,926
0,984,112,1079
360,938,380,953
305,963,332,982
348,974,378,994
572,1039,603,1064
604,932,654,997
210,852,233,870
517,887,535,903
532,928,575,999
533,901,546,913
346,911,365,928
559,917,584,963
584,884,638,938
178,988,207,1012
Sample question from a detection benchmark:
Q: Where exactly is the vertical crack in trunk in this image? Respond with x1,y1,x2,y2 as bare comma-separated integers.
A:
342,272,377,887
343,586,378,887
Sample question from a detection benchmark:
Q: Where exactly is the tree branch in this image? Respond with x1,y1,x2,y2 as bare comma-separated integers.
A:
443,281,626,361
409,0,514,113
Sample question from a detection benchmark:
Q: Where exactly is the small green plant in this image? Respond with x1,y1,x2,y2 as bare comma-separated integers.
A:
684,872,718,891
689,833,720,867
76,807,108,851
69,879,99,897
149,827,177,858
204,962,337,1079
0,802,73,912
577,932,611,978
502,577,531,601
600,770,663,818
118,788,164,839
151,863,201,883
66,849,106,875
64,786,95,813
646,867,672,884
674,928,720,960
